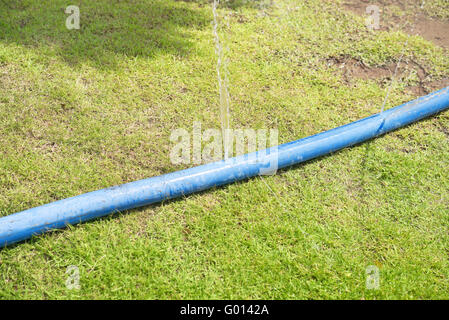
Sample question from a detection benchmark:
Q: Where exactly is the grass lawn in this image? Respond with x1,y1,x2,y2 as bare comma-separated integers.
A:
0,0,448,299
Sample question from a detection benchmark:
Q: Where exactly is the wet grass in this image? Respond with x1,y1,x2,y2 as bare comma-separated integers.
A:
0,0,448,299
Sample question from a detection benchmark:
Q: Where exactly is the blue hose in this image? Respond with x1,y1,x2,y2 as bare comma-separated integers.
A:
1,87,448,247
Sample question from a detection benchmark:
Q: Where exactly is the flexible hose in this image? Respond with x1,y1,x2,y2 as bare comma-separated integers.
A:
1,87,448,247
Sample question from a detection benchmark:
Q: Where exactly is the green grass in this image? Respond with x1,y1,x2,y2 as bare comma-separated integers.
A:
423,0,449,19
0,0,448,299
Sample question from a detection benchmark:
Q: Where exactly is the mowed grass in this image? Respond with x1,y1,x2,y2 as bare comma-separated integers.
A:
0,0,448,299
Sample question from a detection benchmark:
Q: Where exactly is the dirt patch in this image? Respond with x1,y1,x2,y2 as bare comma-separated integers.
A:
331,0,449,93
413,15,449,49
425,78,449,91
327,55,448,95
343,0,449,49
328,56,395,81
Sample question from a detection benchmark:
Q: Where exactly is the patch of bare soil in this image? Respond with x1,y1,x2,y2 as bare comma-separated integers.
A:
343,0,449,49
339,0,449,94
413,15,449,49
327,55,448,95
328,56,395,81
